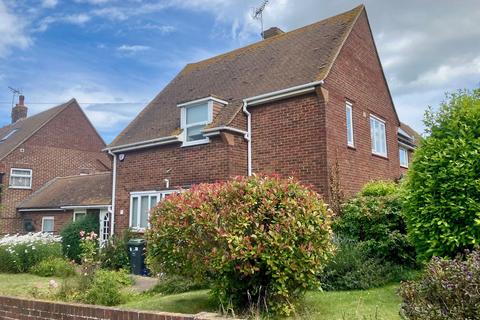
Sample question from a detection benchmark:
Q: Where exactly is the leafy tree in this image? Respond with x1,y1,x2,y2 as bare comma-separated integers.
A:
404,88,480,260
147,175,334,316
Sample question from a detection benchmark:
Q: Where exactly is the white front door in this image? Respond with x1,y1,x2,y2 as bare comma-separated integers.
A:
99,209,110,247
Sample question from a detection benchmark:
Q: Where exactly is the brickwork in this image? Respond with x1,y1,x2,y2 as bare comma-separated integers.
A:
0,295,199,320
0,103,109,234
114,135,247,233
322,10,403,197
21,210,74,234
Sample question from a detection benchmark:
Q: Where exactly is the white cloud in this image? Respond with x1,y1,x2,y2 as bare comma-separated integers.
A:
42,0,59,8
36,13,91,32
0,1,31,57
117,44,150,53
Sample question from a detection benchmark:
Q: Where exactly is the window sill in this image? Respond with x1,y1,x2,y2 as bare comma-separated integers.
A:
9,186,32,190
347,144,356,150
130,227,146,233
371,152,388,160
400,165,409,169
181,139,210,147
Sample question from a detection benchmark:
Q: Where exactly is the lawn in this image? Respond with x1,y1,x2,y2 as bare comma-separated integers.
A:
0,274,401,319
122,284,402,319
0,273,60,298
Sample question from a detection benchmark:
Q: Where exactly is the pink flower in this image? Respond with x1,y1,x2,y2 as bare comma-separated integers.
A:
79,230,85,237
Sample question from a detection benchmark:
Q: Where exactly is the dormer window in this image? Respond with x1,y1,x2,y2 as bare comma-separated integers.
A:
178,96,227,147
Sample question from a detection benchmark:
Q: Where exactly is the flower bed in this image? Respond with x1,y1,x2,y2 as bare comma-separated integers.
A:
0,232,63,273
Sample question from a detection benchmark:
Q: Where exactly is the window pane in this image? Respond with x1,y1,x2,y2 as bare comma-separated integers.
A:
371,117,386,156
346,105,353,146
186,104,208,124
43,218,54,232
11,176,31,187
186,125,205,142
149,196,158,210
12,169,31,176
140,196,149,229
131,197,138,227
400,148,408,167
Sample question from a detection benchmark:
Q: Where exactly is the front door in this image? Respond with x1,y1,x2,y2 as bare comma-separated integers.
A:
99,209,110,247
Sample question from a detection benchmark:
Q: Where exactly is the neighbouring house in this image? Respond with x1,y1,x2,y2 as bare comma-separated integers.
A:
0,96,110,235
17,172,112,241
104,5,418,236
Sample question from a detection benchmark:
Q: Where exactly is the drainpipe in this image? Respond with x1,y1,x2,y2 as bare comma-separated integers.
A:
242,101,252,176
107,150,116,237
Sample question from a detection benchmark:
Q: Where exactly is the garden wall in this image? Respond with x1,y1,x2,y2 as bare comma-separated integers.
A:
0,295,214,320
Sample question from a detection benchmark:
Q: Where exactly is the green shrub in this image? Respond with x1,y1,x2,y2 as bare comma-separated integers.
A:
320,240,413,291
150,275,209,295
0,233,63,273
99,231,130,270
60,215,99,262
400,249,480,319
404,89,480,260
31,258,76,278
147,175,334,316
333,181,415,266
82,269,133,306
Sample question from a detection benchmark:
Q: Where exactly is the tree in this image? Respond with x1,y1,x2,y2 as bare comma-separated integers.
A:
404,88,480,260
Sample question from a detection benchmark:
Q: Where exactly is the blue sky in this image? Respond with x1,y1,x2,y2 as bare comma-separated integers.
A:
0,0,479,143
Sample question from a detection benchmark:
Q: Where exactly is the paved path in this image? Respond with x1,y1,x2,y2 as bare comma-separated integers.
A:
131,275,158,293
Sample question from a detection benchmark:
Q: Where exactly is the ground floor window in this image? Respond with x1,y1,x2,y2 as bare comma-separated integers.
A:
399,146,409,168
73,208,100,221
130,190,176,231
42,216,54,233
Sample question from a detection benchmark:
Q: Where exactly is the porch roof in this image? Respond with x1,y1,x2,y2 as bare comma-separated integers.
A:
17,172,112,211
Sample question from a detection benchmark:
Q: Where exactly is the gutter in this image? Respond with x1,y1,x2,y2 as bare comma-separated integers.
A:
18,208,65,212
103,135,179,153
60,205,110,209
242,80,324,176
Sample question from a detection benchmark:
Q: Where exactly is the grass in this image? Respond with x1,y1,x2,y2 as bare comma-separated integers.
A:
122,284,401,319
0,274,402,319
0,273,60,298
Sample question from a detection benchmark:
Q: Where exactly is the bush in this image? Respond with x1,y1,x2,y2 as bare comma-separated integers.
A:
0,233,63,273
333,181,415,265
31,258,76,278
99,231,131,270
400,249,480,319
147,175,334,316
320,240,413,291
150,275,209,295
404,89,480,260
82,269,133,306
60,215,99,262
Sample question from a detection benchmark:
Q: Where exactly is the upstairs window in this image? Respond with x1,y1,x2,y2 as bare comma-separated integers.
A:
346,102,354,147
370,115,387,157
10,168,32,189
399,147,409,168
178,97,227,147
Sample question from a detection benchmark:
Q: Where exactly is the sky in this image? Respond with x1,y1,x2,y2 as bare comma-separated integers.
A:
0,0,479,143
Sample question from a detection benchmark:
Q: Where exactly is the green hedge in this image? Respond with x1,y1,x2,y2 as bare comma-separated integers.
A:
60,215,99,262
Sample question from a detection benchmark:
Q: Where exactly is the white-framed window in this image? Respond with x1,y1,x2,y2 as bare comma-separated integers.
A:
181,102,212,146
399,147,409,168
130,190,177,231
346,102,354,147
9,168,32,189
370,115,387,157
42,217,54,233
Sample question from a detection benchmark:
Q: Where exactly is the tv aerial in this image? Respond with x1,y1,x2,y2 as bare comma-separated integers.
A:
8,86,22,108
252,0,270,38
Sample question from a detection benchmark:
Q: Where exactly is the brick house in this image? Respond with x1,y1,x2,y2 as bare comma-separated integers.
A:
104,5,418,236
0,97,110,234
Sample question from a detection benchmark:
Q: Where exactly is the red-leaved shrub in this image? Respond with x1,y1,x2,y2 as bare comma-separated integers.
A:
146,175,333,315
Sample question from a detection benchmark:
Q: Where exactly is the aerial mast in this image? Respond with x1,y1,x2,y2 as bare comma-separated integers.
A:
252,0,270,38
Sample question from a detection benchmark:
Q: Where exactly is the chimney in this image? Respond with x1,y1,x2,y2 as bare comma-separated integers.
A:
262,27,284,39
11,95,28,123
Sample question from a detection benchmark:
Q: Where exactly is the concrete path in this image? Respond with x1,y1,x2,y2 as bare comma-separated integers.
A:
130,275,158,293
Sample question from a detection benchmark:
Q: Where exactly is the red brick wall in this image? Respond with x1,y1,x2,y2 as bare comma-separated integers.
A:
0,103,109,234
21,210,73,234
250,93,329,197
0,295,199,320
322,10,402,197
114,135,247,234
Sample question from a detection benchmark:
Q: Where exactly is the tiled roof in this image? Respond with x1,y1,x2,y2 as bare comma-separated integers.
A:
109,5,365,148
0,99,76,161
399,122,422,146
18,172,112,210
